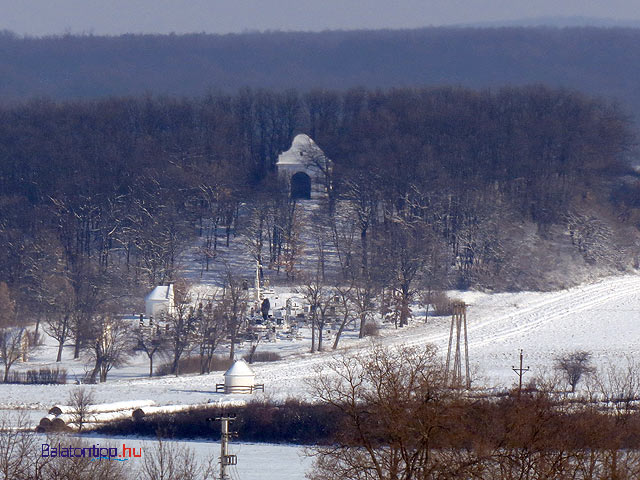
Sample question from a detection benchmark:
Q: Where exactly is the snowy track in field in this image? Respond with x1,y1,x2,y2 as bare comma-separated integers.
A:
254,274,640,391
469,275,640,348
3,274,640,422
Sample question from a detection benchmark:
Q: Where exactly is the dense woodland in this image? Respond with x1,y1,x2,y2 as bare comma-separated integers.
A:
0,85,638,370
3,27,640,124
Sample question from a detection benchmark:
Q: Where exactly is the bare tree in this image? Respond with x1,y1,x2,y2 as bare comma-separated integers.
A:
42,276,75,362
240,196,271,274
554,350,595,393
279,202,304,281
134,317,168,378
349,274,378,339
342,175,380,279
299,270,335,353
193,297,226,374
166,284,198,376
0,412,48,479
417,235,450,323
125,194,189,286
329,204,358,280
0,327,27,383
381,217,432,327
62,262,105,361
67,387,94,432
0,282,26,383
332,284,353,350
196,183,222,273
307,343,453,480
220,270,249,361
86,316,132,383
314,291,334,353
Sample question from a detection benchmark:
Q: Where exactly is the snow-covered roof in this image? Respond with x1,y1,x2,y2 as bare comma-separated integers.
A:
146,284,173,302
276,133,323,166
224,359,255,377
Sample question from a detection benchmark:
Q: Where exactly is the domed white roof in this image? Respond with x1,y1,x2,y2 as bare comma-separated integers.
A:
224,359,255,377
145,284,173,301
291,133,315,149
276,134,323,166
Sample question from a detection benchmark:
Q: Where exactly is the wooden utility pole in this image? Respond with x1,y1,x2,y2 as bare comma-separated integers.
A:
445,301,470,389
512,349,530,397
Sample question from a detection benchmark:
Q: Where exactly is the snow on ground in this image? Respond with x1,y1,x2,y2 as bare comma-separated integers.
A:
155,199,640,405
5,273,640,423
180,198,341,288
4,272,640,479
252,273,640,396
39,434,310,480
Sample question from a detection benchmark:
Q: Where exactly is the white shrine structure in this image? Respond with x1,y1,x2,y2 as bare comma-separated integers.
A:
144,284,174,318
275,133,331,200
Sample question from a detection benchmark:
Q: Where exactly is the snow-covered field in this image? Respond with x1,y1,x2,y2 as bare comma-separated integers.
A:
4,273,640,411
69,435,311,480
3,272,640,478
29,431,308,479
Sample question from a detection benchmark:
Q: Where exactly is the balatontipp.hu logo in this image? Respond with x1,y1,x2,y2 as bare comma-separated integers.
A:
41,442,142,461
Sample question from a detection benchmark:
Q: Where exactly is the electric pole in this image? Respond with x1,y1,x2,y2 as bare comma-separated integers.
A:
445,301,470,389
210,415,237,480
512,349,530,397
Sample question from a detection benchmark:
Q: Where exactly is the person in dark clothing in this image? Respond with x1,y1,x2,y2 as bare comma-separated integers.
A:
261,298,270,321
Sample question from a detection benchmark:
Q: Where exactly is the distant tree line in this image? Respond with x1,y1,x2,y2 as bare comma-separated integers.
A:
0,86,637,364
3,27,640,124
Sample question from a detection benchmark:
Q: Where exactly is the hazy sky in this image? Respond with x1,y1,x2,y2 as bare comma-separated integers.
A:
1,0,639,36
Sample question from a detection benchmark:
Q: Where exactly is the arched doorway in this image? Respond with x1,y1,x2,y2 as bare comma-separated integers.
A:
291,172,311,199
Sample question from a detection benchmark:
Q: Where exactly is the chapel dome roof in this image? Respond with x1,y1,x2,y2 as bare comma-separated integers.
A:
276,133,322,166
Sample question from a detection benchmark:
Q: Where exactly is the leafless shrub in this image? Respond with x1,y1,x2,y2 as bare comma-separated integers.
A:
0,412,41,479
142,437,210,480
244,351,282,363
156,355,233,376
68,387,94,432
7,367,67,384
360,322,379,337
590,357,640,415
26,329,44,347
207,355,235,372
431,291,454,316
43,434,128,480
